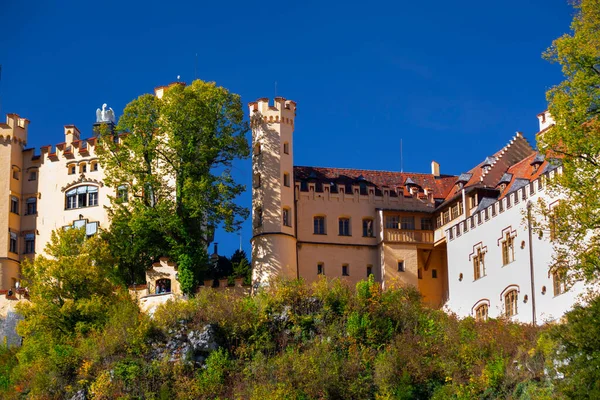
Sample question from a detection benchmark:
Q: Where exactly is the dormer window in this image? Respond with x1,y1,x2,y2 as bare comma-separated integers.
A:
530,153,545,173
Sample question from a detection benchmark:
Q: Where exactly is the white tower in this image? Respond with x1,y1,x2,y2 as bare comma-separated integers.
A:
249,97,297,285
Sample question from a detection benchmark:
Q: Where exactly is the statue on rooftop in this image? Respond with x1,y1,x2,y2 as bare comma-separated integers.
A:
96,103,116,124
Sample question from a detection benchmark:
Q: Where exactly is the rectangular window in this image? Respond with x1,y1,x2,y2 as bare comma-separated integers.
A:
449,228,454,240
529,182,535,195
26,198,37,215
317,263,324,275
432,269,438,279
502,234,515,265
506,195,512,208
339,218,351,236
418,268,423,279
514,192,520,204
397,261,405,272
400,216,415,230
24,234,35,254
254,207,263,228
69,165,76,175
442,210,450,225
473,250,485,280
88,187,98,206
456,223,461,236
283,173,290,187
283,208,291,227
421,218,433,231
81,164,87,173
342,265,349,276
386,216,399,229
283,142,289,154
92,162,98,172
117,185,128,203
463,220,469,233
436,215,442,229
29,171,37,181
12,169,19,180
491,204,497,217
521,188,527,201
538,177,544,190
470,217,475,229
253,173,261,188
451,203,460,220
9,232,17,254
362,219,374,237
366,265,373,278
10,196,19,214
553,270,567,296
499,200,504,212
314,216,326,234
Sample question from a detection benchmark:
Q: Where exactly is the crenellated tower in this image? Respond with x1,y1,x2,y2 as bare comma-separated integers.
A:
0,114,29,289
249,97,297,285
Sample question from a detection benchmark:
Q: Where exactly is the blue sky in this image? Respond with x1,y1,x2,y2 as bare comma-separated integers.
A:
0,0,574,258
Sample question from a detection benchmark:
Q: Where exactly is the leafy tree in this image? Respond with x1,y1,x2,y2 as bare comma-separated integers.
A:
539,0,600,281
230,249,251,284
13,228,124,397
97,80,250,293
17,227,120,339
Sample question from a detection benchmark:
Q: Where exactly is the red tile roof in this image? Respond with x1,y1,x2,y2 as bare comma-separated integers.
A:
293,166,457,199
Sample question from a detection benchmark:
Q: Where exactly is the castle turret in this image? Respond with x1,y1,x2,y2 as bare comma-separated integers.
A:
0,114,29,290
249,97,297,285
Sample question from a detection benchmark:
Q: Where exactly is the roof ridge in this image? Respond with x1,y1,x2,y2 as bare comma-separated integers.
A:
293,165,454,177
480,132,532,182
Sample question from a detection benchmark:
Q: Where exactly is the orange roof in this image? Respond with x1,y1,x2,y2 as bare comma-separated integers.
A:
294,166,457,199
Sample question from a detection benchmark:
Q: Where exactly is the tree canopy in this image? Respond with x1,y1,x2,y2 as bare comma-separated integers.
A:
540,0,600,282
97,80,250,292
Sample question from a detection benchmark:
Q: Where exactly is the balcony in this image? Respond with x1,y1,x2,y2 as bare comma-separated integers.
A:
384,229,434,244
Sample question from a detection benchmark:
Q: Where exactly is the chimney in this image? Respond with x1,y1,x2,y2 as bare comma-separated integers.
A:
431,161,440,177
64,125,80,146
537,110,555,132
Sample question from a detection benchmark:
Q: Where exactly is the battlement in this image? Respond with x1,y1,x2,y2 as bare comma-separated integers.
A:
295,181,436,211
248,97,296,126
0,113,29,145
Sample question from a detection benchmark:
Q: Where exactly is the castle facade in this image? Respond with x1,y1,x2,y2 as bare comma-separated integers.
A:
250,98,587,322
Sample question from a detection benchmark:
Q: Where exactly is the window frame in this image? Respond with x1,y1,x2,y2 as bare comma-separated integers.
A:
397,260,405,272
9,232,18,254
362,218,374,237
283,207,292,227
10,196,19,215
504,289,518,317
25,197,37,215
338,217,351,236
342,264,349,276
314,216,326,235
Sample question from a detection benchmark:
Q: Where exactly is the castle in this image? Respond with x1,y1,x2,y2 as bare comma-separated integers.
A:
250,98,586,323
0,86,587,324
0,83,180,293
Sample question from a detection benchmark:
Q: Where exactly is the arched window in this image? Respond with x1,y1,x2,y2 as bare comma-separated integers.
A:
552,269,567,296
155,278,171,294
473,247,485,280
65,185,99,209
504,289,518,317
117,185,129,203
475,303,489,322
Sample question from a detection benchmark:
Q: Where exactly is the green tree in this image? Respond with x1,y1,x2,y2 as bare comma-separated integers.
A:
230,249,251,284
540,0,600,281
17,227,119,339
98,80,250,293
